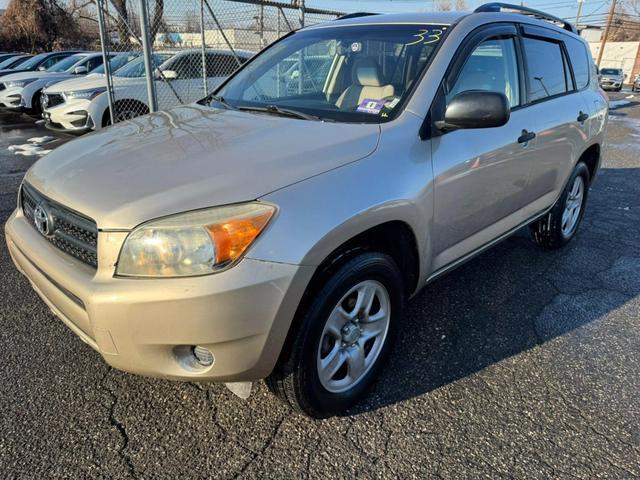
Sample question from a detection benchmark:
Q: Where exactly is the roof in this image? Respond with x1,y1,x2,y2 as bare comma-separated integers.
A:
308,11,466,28
308,7,578,36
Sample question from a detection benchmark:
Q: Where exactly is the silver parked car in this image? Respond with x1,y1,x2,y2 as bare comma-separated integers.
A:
599,67,625,91
5,4,608,417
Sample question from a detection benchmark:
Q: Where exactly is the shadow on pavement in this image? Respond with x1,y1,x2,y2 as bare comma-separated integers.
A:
350,166,640,415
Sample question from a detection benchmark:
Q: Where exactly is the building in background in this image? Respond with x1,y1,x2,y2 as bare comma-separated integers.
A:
580,25,640,86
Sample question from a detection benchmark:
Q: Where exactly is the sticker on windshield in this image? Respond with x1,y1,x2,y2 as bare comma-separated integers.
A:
357,99,385,115
350,42,363,53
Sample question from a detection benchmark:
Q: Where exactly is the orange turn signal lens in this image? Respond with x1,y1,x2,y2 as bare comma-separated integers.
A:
205,207,274,265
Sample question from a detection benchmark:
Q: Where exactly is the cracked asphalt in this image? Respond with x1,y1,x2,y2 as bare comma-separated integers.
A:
1,93,639,479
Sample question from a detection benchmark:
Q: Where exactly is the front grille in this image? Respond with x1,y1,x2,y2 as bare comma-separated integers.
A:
21,183,98,268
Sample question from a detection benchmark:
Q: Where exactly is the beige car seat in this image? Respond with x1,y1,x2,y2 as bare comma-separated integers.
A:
335,57,395,110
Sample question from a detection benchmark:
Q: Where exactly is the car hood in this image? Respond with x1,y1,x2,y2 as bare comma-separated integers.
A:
25,104,380,230
44,74,142,94
4,71,77,86
0,68,30,78
602,75,623,81
0,70,46,82
44,74,100,93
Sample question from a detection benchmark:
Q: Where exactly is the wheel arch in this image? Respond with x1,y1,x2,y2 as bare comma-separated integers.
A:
577,143,601,185
101,98,149,127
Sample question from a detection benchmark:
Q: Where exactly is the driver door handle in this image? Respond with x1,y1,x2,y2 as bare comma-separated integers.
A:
518,129,536,144
577,111,589,123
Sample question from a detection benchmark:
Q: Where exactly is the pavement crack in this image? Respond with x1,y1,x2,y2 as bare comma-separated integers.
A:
100,368,138,479
231,415,288,479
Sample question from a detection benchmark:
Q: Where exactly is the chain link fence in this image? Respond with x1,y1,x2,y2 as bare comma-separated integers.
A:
91,0,344,127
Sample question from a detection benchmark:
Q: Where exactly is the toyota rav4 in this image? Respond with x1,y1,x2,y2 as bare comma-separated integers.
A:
5,4,608,418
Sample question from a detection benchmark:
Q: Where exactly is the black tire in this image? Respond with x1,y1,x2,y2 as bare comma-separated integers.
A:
266,252,405,418
529,162,590,250
25,90,42,117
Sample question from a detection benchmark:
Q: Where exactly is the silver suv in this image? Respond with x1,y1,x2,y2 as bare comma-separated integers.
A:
5,4,608,417
599,67,625,92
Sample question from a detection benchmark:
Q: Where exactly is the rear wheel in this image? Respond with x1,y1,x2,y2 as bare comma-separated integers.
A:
529,162,590,250
266,252,404,418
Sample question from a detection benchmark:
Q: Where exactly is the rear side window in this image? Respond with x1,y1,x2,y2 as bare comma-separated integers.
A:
565,37,590,89
523,37,568,102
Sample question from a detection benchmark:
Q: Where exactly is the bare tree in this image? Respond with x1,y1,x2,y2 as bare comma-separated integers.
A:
70,0,165,48
0,0,86,52
434,0,453,11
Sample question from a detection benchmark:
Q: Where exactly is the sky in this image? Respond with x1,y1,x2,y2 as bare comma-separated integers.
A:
0,0,613,27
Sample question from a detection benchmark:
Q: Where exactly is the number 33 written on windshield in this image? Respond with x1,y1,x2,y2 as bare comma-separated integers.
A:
406,29,444,46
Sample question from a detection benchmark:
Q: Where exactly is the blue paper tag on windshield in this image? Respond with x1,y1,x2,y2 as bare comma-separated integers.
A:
357,98,385,115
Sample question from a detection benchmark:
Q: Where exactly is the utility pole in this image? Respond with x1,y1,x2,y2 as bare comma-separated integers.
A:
596,0,617,66
575,0,584,28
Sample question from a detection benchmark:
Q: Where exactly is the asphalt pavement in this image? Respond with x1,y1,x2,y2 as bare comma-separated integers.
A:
0,93,639,479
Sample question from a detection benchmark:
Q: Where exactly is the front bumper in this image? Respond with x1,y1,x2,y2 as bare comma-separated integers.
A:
5,209,313,382
42,96,96,132
0,87,23,108
600,80,622,90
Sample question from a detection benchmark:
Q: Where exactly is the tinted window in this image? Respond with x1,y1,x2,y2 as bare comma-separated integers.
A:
449,37,520,108
565,37,590,89
523,37,568,102
0,55,30,69
169,53,201,79
85,56,104,72
41,54,68,69
47,54,84,72
600,68,622,75
205,54,245,77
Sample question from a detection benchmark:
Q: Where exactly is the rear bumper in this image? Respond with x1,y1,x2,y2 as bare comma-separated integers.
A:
5,209,313,382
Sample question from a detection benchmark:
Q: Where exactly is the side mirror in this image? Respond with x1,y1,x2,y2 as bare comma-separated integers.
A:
157,69,178,80
38,65,47,71
73,66,88,75
436,91,510,131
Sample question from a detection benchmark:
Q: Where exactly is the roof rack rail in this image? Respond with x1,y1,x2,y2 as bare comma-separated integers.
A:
338,12,379,20
474,2,577,33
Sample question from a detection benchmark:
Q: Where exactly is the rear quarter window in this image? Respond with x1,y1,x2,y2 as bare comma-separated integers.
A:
564,37,590,90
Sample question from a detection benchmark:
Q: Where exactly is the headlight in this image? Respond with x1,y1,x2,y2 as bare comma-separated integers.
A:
116,203,276,277
6,78,36,88
65,87,107,100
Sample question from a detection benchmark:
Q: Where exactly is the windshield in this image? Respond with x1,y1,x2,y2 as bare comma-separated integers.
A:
601,68,622,75
0,55,28,69
92,54,139,74
47,54,85,73
214,24,448,123
114,53,173,78
18,53,50,70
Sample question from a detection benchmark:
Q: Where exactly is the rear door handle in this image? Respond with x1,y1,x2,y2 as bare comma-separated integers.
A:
577,111,589,123
518,129,536,144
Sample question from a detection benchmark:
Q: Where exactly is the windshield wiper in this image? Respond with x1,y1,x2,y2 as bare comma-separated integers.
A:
237,104,329,122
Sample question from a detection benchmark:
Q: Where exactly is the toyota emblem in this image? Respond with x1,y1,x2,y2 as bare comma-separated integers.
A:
33,204,54,236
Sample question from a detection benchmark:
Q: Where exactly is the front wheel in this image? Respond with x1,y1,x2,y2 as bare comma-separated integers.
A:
530,162,590,250
266,253,404,418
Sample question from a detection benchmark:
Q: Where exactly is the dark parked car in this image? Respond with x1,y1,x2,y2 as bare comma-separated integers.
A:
0,51,84,78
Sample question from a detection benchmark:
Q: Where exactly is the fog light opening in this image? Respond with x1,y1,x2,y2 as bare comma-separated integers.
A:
193,345,214,367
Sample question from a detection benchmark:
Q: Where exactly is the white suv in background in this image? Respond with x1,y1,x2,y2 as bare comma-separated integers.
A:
42,49,253,132
0,53,109,115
